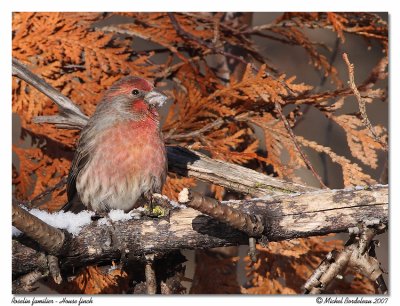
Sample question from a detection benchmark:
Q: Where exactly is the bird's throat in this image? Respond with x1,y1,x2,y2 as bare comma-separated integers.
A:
131,100,159,125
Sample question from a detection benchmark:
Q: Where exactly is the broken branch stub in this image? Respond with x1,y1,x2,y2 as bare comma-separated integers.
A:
179,188,264,237
12,203,67,255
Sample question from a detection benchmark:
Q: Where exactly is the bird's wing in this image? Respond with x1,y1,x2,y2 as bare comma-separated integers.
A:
62,124,94,212
63,100,121,212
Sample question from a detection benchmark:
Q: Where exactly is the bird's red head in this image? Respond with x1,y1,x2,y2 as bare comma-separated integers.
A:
106,76,154,97
103,76,167,118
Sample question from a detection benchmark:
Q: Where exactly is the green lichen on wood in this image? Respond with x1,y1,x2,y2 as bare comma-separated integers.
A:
252,182,294,194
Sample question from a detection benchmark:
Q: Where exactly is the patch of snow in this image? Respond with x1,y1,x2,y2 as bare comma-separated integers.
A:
97,218,111,226
12,208,95,237
108,209,132,222
363,218,381,226
131,213,142,220
178,188,189,203
169,200,187,209
348,227,360,235
129,208,144,220
12,227,22,237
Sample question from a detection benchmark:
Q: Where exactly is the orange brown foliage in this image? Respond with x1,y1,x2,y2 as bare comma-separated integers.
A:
50,266,129,294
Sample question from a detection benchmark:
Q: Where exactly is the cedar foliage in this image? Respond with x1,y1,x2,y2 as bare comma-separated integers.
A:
12,12,388,294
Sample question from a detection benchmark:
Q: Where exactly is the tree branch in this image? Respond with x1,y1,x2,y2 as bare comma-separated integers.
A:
167,146,316,197
13,185,388,278
12,203,67,255
12,58,88,129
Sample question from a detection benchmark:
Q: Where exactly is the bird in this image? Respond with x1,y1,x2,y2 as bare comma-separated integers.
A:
62,76,168,214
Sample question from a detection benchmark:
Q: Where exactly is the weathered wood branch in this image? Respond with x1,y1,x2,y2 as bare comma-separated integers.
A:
12,57,315,197
167,146,316,196
12,58,88,129
13,185,388,278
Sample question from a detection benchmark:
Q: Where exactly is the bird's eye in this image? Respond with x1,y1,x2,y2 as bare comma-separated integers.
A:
131,89,140,96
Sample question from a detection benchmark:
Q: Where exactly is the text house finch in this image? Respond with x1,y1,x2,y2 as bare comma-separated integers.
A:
63,76,168,213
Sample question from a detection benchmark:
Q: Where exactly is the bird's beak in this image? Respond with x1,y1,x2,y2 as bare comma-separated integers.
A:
144,90,167,107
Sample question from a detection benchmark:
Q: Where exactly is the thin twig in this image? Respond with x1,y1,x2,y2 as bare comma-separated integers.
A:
61,64,86,70
274,102,327,188
342,53,388,151
100,25,188,63
166,118,225,141
209,13,232,85
318,37,341,186
293,37,341,130
29,176,67,207
178,12,274,67
166,113,250,141
243,17,387,38
168,13,249,68
154,53,208,81
167,12,288,92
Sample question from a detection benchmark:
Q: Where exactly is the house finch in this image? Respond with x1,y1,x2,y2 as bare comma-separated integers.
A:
63,76,168,213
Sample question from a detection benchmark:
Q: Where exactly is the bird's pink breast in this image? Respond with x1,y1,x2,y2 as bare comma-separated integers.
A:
77,117,166,211
97,120,165,178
